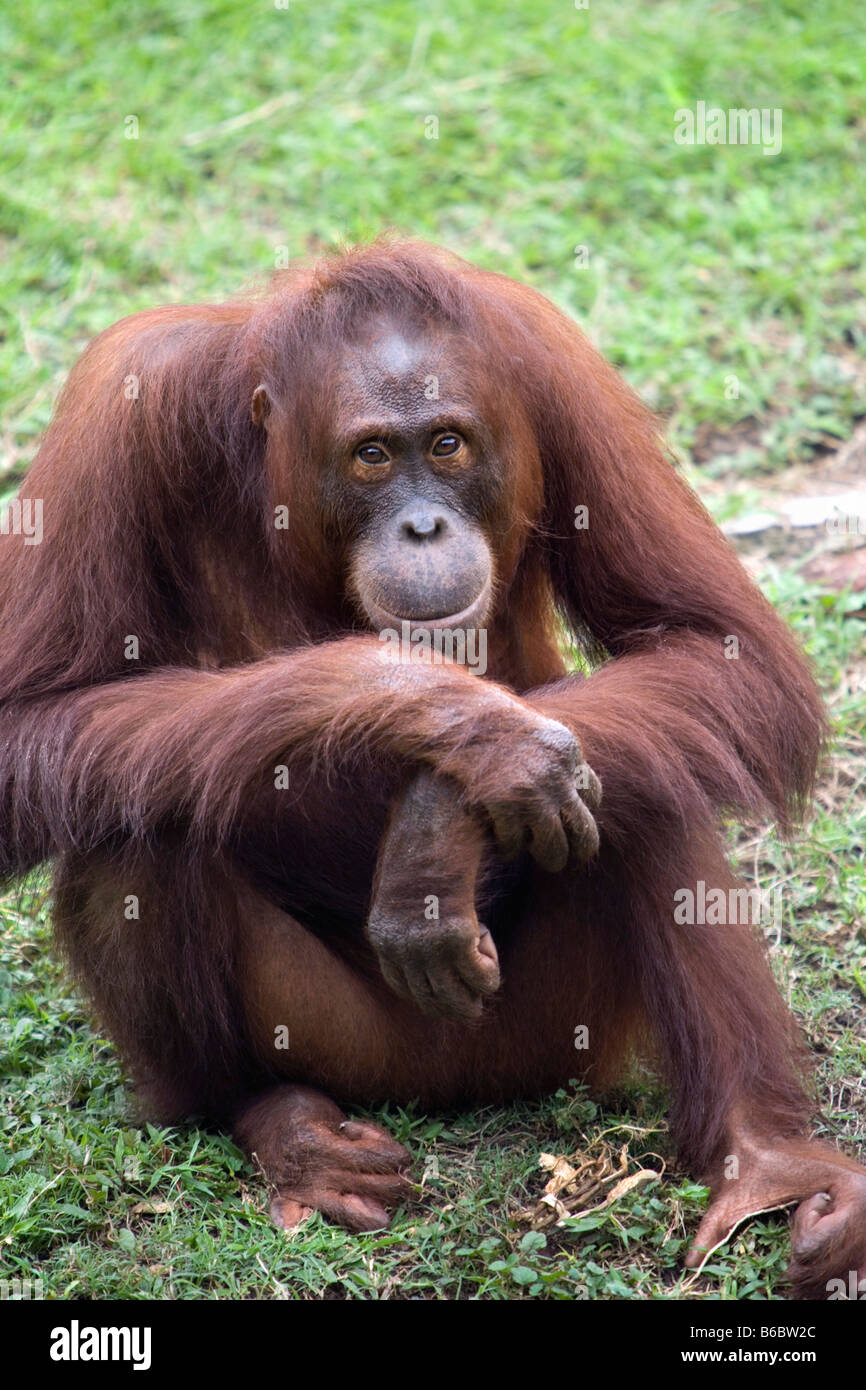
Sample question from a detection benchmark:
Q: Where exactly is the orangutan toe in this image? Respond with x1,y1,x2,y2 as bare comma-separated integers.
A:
789,1173,866,1299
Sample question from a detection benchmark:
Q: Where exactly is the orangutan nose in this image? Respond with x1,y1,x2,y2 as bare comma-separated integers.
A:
399,508,448,542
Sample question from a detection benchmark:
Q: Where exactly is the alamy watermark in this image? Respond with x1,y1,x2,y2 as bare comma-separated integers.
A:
1,1276,43,1299
379,620,488,675
0,497,43,545
674,102,782,157
674,880,782,926
49,1320,151,1370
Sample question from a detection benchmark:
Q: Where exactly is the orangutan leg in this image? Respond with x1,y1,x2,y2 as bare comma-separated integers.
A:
234,879,473,1231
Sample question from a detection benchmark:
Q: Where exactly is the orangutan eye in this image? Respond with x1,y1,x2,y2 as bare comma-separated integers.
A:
431,433,462,457
356,443,389,466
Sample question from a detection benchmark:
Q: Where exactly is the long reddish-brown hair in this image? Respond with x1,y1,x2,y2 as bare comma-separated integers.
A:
0,239,825,1156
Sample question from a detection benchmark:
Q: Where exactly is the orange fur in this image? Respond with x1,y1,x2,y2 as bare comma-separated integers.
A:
1,239,862,1297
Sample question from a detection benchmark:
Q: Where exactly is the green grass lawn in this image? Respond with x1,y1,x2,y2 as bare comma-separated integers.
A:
1,0,864,1300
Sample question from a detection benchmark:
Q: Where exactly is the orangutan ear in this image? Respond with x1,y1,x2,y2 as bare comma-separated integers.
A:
251,384,271,427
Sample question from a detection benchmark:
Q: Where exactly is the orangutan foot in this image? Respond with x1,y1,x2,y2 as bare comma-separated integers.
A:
234,1083,413,1233
685,1125,866,1299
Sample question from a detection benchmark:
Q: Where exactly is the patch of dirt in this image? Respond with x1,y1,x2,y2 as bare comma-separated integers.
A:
701,422,866,599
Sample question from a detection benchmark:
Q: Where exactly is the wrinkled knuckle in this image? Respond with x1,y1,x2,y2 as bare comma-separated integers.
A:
438,917,474,951
367,917,400,953
534,718,579,765
538,775,569,814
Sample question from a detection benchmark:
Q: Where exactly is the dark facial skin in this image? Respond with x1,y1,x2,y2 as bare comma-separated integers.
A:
324,321,504,632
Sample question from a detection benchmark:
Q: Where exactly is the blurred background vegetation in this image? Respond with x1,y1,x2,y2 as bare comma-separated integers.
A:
1,0,863,1300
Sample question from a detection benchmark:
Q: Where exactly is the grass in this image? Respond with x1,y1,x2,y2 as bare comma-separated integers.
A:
1,0,864,1300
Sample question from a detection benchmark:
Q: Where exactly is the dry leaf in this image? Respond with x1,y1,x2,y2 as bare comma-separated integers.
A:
520,1141,664,1229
